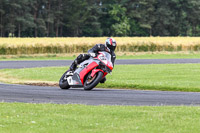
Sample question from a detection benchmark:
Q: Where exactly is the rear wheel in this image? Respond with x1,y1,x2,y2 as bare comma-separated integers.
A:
59,70,71,89
84,71,103,91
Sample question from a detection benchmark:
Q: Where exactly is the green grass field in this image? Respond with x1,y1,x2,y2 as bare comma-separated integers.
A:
1,53,200,133
1,39,200,133
1,64,200,92
0,103,200,133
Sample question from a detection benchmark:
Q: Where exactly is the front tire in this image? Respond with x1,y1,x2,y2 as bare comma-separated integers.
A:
84,71,103,91
59,70,70,89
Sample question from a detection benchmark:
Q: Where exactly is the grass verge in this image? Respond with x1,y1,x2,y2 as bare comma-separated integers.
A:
0,103,200,133
1,52,200,60
0,64,200,92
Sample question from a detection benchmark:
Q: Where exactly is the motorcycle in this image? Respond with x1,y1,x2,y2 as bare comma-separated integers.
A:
59,51,113,90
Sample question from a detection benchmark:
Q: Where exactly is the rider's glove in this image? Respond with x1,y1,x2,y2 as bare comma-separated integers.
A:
89,53,96,57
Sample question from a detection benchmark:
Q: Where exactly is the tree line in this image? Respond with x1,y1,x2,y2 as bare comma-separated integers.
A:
0,0,200,37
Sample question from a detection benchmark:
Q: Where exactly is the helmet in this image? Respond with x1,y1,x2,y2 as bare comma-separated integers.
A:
105,37,117,51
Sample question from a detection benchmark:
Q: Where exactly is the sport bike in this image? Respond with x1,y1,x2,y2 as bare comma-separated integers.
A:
59,51,113,90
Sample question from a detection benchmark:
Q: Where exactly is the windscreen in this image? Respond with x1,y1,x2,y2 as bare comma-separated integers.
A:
100,52,112,62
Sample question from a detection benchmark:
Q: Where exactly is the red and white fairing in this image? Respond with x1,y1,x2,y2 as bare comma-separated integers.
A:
97,52,113,71
66,51,113,87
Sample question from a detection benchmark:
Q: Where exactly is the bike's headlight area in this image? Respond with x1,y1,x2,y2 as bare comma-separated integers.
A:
100,65,112,73
106,66,112,73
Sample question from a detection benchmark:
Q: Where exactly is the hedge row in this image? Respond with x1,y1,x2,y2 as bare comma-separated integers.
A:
1,43,200,55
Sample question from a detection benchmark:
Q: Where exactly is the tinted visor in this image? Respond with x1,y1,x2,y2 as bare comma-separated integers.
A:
107,43,116,51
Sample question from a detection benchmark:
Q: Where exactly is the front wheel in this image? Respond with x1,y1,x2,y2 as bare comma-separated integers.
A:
84,71,103,91
59,70,71,89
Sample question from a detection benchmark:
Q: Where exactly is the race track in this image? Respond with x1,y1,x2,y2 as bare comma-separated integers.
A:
1,59,200,106
1,58,200,69
1,83,200,106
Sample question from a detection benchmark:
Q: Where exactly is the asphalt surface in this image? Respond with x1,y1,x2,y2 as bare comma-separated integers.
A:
1,83,200,106
1,59,200,106
1,59,200,69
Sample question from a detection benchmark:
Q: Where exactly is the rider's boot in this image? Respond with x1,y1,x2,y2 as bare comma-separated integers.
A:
70,61,77,71
68,60,78,75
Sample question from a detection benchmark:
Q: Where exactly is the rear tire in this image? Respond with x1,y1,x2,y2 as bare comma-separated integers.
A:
59,70,71,89
84,71,103,91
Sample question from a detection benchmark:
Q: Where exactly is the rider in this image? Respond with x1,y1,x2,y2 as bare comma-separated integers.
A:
68,37,117,83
